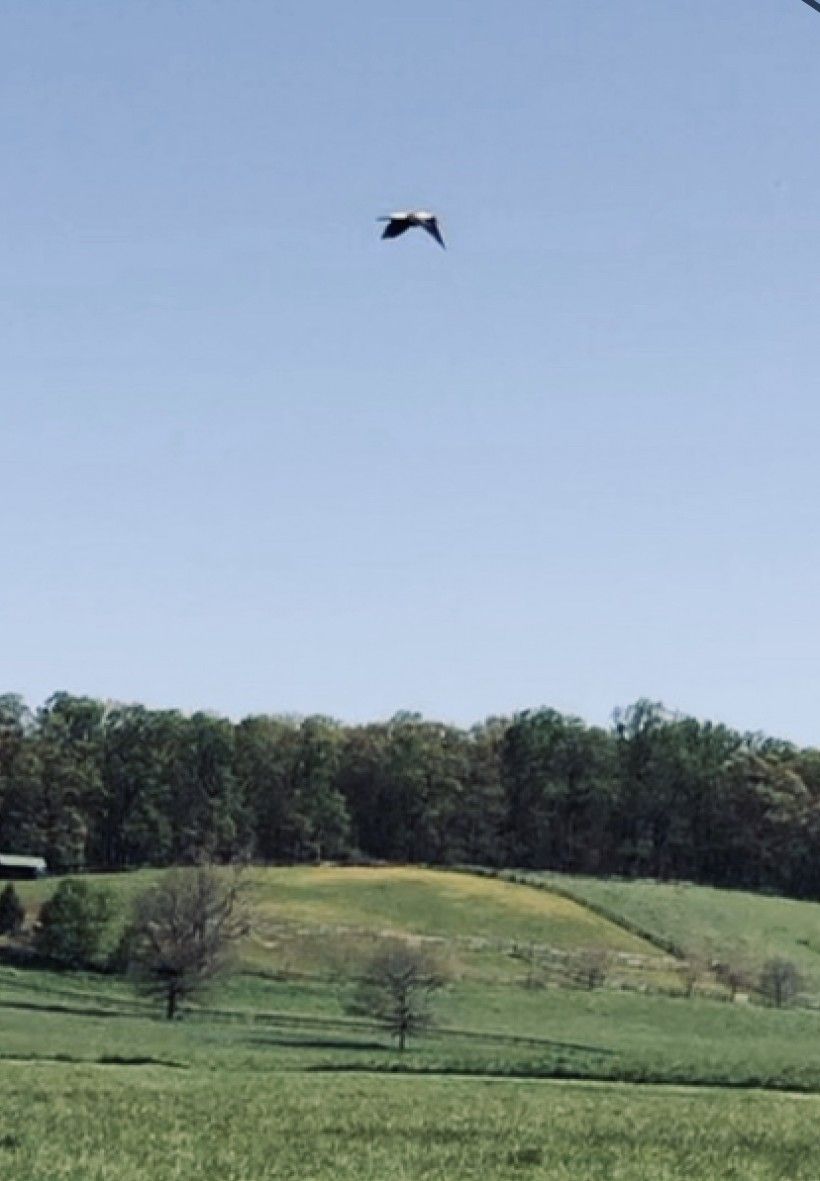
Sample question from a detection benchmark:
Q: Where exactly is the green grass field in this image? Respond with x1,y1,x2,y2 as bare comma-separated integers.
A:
0,1065,818,1180
9,864,668,989
3,865,820,1177
10,863,661,952
515,870,820,987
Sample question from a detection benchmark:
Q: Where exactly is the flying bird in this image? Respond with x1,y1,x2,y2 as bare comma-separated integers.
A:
799,0,820,12
377,211,446,249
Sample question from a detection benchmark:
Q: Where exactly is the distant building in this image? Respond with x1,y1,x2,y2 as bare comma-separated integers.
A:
0,854,47,880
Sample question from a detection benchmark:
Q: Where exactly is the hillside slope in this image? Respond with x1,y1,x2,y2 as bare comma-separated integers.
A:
516,870,820,986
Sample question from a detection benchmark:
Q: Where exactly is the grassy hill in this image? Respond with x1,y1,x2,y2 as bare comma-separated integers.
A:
8,864,668,988
509,870,820,987
11,863,660,950
10,862,820,993
4,865,820,1176
248,864,656,949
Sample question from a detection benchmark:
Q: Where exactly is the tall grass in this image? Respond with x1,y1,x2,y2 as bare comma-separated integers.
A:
0,1065,817,1180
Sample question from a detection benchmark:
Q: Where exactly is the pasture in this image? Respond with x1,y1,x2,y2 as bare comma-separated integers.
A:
0,1065,819,1180
3,865,820,1177
517,870,820,986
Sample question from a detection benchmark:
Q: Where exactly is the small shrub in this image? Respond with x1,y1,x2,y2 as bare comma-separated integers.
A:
0,884,25,936
107,923,136,974
34,879,117,969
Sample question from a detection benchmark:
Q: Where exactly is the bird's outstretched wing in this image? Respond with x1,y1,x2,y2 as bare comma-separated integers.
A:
380,218,411,239
800,0,820,13
422,217,446,249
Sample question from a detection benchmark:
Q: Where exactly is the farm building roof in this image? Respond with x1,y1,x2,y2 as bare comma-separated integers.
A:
0,854,47,871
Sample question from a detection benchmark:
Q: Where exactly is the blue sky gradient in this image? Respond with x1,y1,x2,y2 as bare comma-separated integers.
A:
3,1,820,740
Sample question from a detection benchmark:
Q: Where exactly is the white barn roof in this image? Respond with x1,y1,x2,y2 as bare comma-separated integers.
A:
0,854,47,870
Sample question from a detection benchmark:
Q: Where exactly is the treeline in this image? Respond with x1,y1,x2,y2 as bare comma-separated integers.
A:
1,693,820,897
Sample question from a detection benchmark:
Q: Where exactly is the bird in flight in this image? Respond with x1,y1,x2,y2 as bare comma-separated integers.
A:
800,0,820,11
377,210,446,249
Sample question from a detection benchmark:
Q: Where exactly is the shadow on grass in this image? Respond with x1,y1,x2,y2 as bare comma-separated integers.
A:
96,1054,189,1069
245,1034,388,1052
0,945,117,976
440,1027,616,1056
241,1019,615,1060
304,1061,603,1079
0,1051,188,1069
0,997,143,1021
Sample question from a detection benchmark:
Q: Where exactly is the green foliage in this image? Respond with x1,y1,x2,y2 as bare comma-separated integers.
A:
0,883,25,935
503,708,616,871
34,879,116,968
4,687,820,904
36,693,106,872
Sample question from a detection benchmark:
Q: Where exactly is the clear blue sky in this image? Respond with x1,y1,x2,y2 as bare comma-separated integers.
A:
3,0,820,742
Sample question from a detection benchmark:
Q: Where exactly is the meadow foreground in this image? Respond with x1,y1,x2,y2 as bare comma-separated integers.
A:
1,1065,819,1181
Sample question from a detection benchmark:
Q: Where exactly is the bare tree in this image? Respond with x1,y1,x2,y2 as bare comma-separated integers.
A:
347,940,447,1052
511,941,544,990
712,958,752,1002
758,958,801,1009
127,866,250,1019
571,947,610,991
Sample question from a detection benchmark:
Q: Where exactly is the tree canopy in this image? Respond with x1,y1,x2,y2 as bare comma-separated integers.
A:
2,692,820,898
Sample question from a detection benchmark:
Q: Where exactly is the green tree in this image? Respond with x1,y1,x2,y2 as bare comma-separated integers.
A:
35,694,107,871
93,705,178,869
346,714,474,863
718,746,811,892
35,879,116,968
0,883,25,935
289,717,350,861
455,719,508,865
503,709,616,872
612,701,743,882
0,694,45,858
234,715,300,861
168,713,248,863
347,941,447,1052
127,867,250,1019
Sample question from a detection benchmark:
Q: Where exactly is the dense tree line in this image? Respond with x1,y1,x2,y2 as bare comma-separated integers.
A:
1,692,820,897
